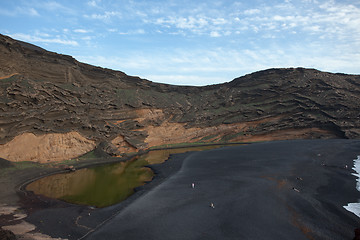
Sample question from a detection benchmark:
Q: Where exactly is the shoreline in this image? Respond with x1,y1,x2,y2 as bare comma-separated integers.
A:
14,142,247,197
18,150,192,239
86,139,360,240
15,141,250,204
1,142,238,239
1,139,360,239
344,155,360,218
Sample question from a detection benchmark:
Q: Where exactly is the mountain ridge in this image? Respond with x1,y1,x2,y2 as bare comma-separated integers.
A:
0,34,359,162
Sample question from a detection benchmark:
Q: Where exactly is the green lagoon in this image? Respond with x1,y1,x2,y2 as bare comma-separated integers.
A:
27,145,237,207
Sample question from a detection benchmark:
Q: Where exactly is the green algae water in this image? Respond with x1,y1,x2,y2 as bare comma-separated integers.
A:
27,157,153,208
26,145,238,207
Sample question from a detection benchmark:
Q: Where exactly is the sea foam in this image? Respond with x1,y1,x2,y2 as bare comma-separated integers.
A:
344,156,360,218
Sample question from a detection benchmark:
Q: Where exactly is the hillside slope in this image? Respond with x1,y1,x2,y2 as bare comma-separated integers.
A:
0,34,359,162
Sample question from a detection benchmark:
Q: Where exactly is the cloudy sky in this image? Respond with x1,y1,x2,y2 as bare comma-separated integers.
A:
1,0,359,86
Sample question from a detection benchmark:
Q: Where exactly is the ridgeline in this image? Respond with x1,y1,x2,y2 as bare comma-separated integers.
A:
0,34,359,162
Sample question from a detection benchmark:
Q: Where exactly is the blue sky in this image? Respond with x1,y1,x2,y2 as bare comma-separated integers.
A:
1,0,359,86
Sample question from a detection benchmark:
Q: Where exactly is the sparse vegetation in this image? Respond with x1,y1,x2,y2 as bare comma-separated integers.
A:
149,142,209,149
220,132,245,141
79,150,97,160
13,161,41,169
200,134,219,141
0,75,17,83
0,34,359,164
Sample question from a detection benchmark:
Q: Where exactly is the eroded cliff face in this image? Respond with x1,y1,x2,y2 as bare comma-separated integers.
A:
0,132,96,163
0,34,359,162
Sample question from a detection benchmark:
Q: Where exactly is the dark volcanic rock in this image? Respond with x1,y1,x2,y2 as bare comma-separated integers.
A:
97,141,121,156
0,33,359,161
0,229,17,240
0,158,14,168
354,228,360,240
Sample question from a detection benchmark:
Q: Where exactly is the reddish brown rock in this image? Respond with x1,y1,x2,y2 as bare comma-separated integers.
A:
0,34,359,162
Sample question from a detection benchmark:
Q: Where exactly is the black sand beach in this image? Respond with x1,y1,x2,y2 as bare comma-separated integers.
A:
11,140,360,239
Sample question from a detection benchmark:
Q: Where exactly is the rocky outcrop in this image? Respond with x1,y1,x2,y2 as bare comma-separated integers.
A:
0,34,359,162
0,132,96,163
0,229,16,240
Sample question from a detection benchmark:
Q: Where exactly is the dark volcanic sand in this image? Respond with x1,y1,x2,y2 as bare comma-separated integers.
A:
25,140,360,239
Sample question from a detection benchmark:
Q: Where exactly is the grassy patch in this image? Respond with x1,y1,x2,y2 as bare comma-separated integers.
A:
220,132,245,141
0,76,17,83
13,161,42,169
0,161,44,174
149,141,243,150
79,150,97,160
199,134,219,141
53,158,80,166
149,142,211,149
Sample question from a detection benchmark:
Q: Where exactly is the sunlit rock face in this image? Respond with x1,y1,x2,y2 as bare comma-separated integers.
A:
0,132,96,163
0,33,359,162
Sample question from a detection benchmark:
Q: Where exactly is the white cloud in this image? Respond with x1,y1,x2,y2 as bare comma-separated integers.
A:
42,1,62,11
304,25,321,33
40,1,72,13
210,31,221,37
81,36,92,41
75,37,360,85
154,15,231,36
4,0,359,86
28,8,39,16
158,16,208,30
134,29,146,34
118,29,145,35
148,1,350,39
144,74,226,86
34,31,51,37
212,17,227,25
0,1,77,17
243,9,261,15
273,15,293,21
84,11,121,21
76,55,151,71
75,0,360,45
74,29,92,33
0,7,39,17
9,33,78,46
88,0,100,7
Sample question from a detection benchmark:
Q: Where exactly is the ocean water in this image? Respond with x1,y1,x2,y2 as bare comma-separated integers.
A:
344,155,360,218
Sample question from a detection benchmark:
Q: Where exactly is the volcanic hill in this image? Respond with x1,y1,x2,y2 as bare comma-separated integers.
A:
0,34,359,163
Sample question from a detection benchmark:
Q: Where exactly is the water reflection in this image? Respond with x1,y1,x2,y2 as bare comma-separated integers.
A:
141,145,229,164
27,159,153,207
27,144,237,207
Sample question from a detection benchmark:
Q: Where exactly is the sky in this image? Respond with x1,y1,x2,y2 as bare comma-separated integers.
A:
0,0,359,86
